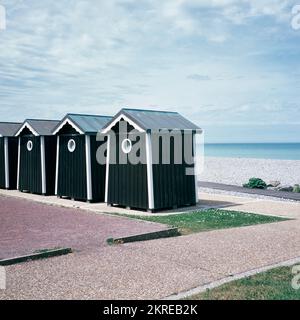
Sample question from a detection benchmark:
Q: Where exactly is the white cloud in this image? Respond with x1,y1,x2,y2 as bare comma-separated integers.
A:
0,0,299,138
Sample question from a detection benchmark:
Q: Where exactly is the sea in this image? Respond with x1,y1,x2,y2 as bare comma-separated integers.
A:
204,143,300,160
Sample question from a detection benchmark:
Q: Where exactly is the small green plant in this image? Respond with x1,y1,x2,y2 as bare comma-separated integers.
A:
293,184,300,193
243,177,267,189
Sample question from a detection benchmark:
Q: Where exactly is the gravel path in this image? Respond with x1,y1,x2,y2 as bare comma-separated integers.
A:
1,194,300,300
0,195,167,260
201,157,300,186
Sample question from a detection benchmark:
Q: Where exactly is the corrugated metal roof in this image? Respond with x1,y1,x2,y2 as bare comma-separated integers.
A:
0,122,22,137
103,108,201,131
25,119,60,136
55,113,113,134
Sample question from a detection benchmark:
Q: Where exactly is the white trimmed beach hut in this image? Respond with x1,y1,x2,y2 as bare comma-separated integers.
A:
102,108,201,212
15,119,60,195
0,122,21,189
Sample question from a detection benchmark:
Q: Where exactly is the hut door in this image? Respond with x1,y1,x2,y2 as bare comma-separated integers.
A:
58,135,87,200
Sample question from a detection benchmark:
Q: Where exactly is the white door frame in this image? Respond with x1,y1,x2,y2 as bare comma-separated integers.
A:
145,132,155,210
4,137,9,189
17,137,21,190
40,136,47,194
55,135,60,195
85,135,93,201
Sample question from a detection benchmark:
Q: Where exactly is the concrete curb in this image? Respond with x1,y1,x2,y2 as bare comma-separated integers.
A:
107,228,180,245
164,256,300,300
0,248,72,266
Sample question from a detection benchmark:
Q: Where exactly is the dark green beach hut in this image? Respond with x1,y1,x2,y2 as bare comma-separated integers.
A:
102,108,201,212
0,122,21,189
15,119,60,195
52,114,112,202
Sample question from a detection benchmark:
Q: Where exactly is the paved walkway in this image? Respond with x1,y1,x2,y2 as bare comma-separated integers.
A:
0,195,167,260
199,181,300,201
0,190,300,299
0,189,238,216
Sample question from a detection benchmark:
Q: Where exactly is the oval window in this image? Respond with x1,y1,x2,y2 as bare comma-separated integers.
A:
27,140,33,151
68,139,76,153
121,138,132,154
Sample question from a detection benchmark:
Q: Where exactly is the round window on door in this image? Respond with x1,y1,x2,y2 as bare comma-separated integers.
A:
68,139,76,153
121,138,132,154
27,140,33,151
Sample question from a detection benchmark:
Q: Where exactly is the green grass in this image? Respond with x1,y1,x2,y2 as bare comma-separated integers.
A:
187,265,300,300
115,209,287,235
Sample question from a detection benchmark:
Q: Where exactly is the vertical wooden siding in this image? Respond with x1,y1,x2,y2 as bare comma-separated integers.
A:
8,137,19,189
44,136,57,195
90,135,106,202
19,136,42,194
57,135,87,200
107,124,149,209
152,132,196,209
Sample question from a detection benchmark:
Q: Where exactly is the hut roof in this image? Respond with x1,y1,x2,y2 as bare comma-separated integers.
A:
102,108,201,133
0,122,22,137
16,119,60,136
53,113,113,135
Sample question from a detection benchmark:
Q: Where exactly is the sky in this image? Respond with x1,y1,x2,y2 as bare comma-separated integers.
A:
0,0,300,143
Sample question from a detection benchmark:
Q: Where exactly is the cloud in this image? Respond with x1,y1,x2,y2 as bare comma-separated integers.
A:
0,0,299,144
187,74,211,81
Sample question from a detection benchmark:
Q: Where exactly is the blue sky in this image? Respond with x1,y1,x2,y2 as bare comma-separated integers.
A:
0,0,300,142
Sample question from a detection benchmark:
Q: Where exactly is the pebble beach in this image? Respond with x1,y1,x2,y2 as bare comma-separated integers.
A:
200,157,300,187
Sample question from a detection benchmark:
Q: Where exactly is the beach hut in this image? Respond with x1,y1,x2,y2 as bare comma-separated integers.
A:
52,114,112,202
0,122,21,189
15,119,60,195
102,108,201,212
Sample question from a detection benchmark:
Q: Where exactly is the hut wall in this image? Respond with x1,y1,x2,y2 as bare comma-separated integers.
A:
151,132,196,209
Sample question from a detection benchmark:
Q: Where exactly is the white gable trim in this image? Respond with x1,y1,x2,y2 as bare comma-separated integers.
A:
15,122,39,137
102,114,145,134
52,118,84,135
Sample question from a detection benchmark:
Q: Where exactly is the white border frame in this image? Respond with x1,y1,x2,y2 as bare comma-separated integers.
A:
121,138,132,154
67,138,76,153
26,140,33,151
